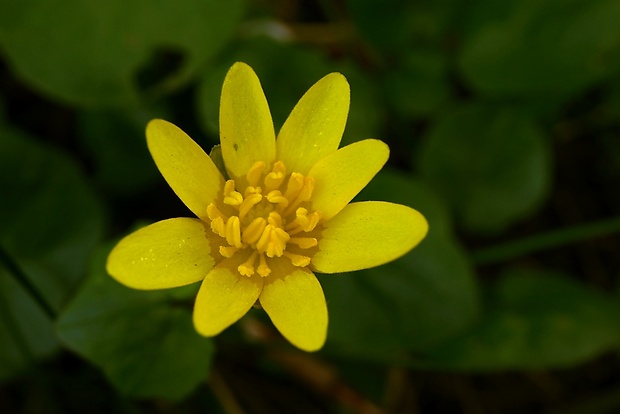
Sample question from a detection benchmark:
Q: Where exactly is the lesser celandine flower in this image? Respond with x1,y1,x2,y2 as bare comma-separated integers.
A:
106,62,428,351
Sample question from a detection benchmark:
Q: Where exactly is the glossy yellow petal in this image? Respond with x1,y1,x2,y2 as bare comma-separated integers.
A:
309,139,389,221
276,73,350,175
146,119,224,221
220,62,276,180
107,218,215,290
193,262,263,336
259,262,327,352
312,201,428,273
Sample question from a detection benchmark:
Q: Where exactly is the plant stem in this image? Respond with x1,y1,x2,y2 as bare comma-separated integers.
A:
0,244,56,319
472,216,620,265
0,278,34,361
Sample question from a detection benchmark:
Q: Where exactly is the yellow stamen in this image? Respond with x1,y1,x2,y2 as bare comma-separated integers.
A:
256,224,275,257
207,203,224,221
283,176,314,216
225,216,243,248
283,251,311,267
223,181,243,206
264,161,286,190
287,209,320,235
246,161,265,187
285,208,308,231
244,186,262,199
219,246,238,258
205,160,322,277
266,190,289,210
283,173,304,201
257,253,271,277
303,211,320,232
256,225,273,255
211,217,226,237
238,251,258,277
272,161,286,174
239,193,262,220
289,237,318,249
256,224,290,258
272,228,290,256
267,211,283,227
242,217,266,244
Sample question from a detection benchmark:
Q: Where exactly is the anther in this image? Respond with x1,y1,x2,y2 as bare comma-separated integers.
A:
257,225,289,258
242,217,267,244
244,186,262,197
264,161,286,190
210,217,226,237
219,246,238,258
283,251,311,267
224,193,243,206
266,190,289,209
303,211,320,232
289,237,318,249
284,176,314,216
207,203,224,221
267,212,283,227
239,193,263,220
246,161,265,187
256,225,272,254
283,173,304,200
285,208,308,231
238,251,258,277
223,180,243,206
225,216,243,248
257,253,271,277
272,227,290,255
287,209,321,235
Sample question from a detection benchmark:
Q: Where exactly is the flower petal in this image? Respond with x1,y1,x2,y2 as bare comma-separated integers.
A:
193,263,263,336
146,119,224,221
312,201,428,273
309,139,389,221
260,263,327,352
276,73,350,175
106,218,215,290
220,62,276,180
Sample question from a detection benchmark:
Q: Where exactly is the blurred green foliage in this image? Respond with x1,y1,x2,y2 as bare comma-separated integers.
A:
57,245,213,400
0,0,244,106
419,104,550,234
1,0,620,411
1,126,103,380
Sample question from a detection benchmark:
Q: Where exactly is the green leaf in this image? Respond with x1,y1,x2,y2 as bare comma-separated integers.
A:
384,48,451,118
196,38,383,147
0,267,57,381
76,109,159,196
57,246,214,400
417,269,620,370
320,272,402,360
0,125,104,378
418,103,551,234
610,78,620,119
322,170,479,359
345,0,463,54
459,0,620,100
0,0,245,106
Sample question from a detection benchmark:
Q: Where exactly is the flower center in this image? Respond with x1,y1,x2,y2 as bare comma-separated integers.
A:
206,160,321,277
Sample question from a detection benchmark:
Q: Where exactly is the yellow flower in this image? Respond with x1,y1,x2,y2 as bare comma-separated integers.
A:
106,62,428,351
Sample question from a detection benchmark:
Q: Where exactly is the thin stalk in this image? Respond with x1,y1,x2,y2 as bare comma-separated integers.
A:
0,278,34,361
472,216,620,265
0,244,56,319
